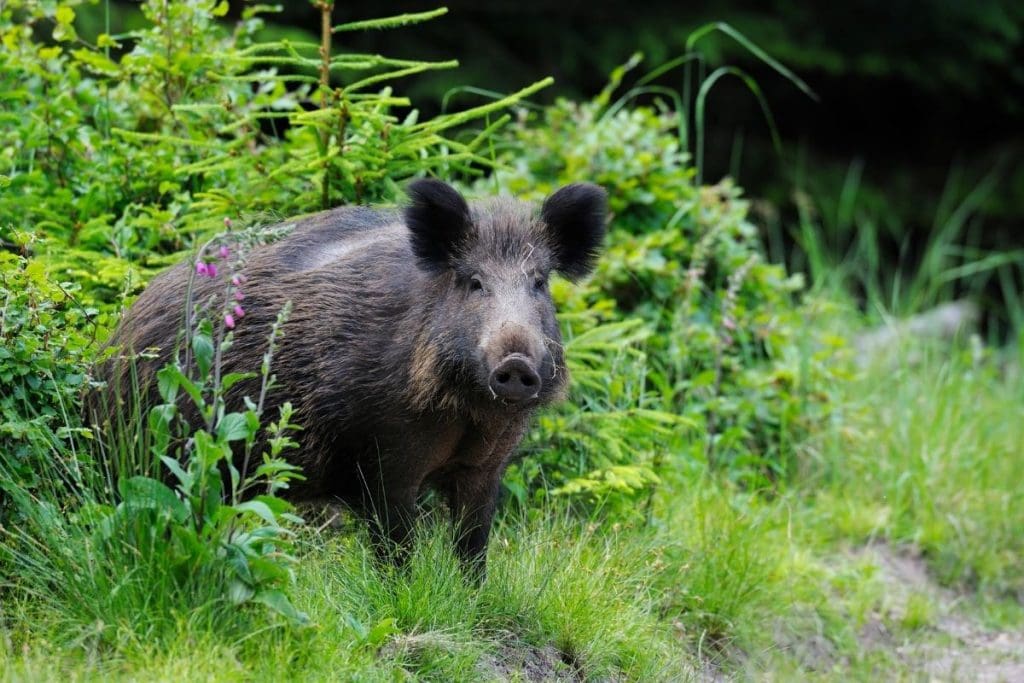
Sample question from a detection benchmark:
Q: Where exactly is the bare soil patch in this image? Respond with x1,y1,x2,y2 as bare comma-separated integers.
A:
855,543,1024,682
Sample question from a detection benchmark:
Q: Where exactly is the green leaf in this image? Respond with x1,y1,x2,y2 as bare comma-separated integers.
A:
217,412,250,442
193,429,229,471
227,578,255,604
157,363,203,407
71,49,120,76
52,22,76,43
160,455,193,491
254,589,309,624
148,403,177,456
192,332,214,379
55,6,75,25
252,494,295,516
248,556,290,584
118,476,189,522
211,1,230,17
220,371,255,393
232,499,278,526
156,364,179,404
366,617,399,647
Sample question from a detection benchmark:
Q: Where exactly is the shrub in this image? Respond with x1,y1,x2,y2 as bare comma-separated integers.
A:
0,0,547,311
2,237,309,640
0,252,95,511
489,68,851,505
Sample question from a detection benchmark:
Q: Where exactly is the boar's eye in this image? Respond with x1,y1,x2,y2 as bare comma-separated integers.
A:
533,275,547,292
469,275,485,292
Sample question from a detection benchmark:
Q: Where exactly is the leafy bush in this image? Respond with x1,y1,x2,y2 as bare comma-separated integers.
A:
0,252,95,510
490,71,851,504
2,238,310,636
0,0,546,310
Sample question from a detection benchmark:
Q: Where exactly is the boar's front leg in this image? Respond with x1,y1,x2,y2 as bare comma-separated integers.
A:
447,417,530,577
448,469,503,574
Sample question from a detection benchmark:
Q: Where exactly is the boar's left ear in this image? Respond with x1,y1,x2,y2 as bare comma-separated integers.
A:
405,178,472,272
541,183,608,280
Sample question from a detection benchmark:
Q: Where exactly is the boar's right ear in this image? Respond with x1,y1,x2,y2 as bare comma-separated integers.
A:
541,183,608,281
405,178,472,272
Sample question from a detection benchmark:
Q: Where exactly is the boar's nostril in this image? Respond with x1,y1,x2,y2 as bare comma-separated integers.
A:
488,354,541,403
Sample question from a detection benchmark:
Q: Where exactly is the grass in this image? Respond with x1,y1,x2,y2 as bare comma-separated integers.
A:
1,514,690,680
2,345,1023,680
806,343,1024,597
767,159,1024,341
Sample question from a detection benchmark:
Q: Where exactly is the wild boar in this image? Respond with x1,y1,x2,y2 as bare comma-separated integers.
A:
98,179,607,572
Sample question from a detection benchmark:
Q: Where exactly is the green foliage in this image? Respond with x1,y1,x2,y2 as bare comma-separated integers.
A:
6,6,1021,681
810,347,1024,597
777,158,1024,340
0,253,95,506
2,257,309,642
491,74,850,505
0,0,546,310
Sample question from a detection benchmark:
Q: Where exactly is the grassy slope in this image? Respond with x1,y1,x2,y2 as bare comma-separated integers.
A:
2,349,1022,681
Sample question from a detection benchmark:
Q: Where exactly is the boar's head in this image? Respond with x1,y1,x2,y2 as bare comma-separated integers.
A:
405,179,607,411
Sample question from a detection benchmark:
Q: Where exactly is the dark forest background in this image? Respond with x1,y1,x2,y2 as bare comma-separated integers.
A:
81,0,1024,330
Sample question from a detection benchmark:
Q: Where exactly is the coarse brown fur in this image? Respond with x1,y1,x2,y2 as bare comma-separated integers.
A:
91,180,607,573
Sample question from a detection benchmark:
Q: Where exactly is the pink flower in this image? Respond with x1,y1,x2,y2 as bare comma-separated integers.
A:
224,217,233,228
196,261,209,276
234,290,245,301
207,263,218,278
723,317,737,331
224,313,235,329
232,274,247,286
233,304,245,318
219,245,230,259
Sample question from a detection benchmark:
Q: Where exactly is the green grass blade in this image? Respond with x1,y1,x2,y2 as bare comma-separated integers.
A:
686,21,818,102
695,66,782,185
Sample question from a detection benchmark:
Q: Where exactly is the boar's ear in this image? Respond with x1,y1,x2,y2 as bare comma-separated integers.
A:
541,183,608,280
405,178,472,272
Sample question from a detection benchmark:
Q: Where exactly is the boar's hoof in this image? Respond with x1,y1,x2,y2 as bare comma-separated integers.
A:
488,354,541,403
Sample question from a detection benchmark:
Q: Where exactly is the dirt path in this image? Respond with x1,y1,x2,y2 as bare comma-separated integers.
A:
853,544,1024,682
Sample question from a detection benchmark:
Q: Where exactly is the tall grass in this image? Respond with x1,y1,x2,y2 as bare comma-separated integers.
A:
4,344,1023,679
2,508,694,680
0,427,252,654
804,346,1024,598
776,158,1024,339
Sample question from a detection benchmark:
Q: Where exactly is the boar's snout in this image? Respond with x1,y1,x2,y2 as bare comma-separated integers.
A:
488,353,541,403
